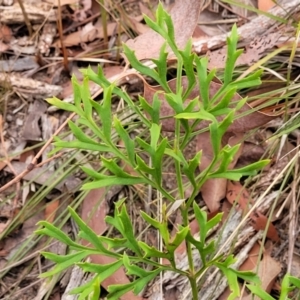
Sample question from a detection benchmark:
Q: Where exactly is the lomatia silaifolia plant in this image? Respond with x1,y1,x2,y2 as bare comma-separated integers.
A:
36,4,271,300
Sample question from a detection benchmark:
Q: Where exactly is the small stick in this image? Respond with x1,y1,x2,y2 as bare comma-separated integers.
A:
16,0,33,36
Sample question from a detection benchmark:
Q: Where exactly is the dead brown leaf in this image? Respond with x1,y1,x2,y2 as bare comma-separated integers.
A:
226,180,251,210
258,0,275,11
242,251,281,299
127,16,150,35
220,242,281,299
226,181,280,242
54,22,118,47
0,23,12,43
240,242,261,271
125,0,202,60
198,132,244,212
251,211,280,242
45,199,60,223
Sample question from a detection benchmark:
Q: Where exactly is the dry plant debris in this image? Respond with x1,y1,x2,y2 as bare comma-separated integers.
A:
0,0,300,299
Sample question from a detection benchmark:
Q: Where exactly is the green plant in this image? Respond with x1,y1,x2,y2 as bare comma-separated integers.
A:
247,274,300,300
36,4,270,300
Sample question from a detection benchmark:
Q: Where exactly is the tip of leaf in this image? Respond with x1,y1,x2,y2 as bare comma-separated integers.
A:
36,220,47,226
46,97,54,103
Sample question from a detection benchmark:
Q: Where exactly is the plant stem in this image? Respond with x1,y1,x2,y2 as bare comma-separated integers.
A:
188,275,199,300
182,200,198,299
175,120,184,199
174,112,198,298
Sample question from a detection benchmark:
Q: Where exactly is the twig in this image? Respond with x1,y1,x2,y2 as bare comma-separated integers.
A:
0,112,75,193
35,152,64,168
16,0,32,36
56,0,69,71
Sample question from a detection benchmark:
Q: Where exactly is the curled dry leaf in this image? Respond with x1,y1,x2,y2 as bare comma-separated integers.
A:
125,0,202,60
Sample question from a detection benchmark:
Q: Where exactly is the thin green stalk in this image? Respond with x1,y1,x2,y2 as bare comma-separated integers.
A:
174,120,184,199
188,275,199,300
176,58,183,95
174,113,197,298
181,203,198,299
129,257,188,276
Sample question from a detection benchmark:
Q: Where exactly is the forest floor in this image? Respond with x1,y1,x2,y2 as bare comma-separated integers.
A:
0,0,300,299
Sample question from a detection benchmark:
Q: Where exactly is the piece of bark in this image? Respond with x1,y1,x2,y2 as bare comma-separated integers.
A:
193,0,300,54
0,73,62,98
0,2,56,24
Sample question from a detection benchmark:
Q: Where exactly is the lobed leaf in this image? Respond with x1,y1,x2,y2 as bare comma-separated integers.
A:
77,260,123,281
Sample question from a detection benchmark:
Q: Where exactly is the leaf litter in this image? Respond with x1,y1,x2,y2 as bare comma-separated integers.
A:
0,0,300,299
